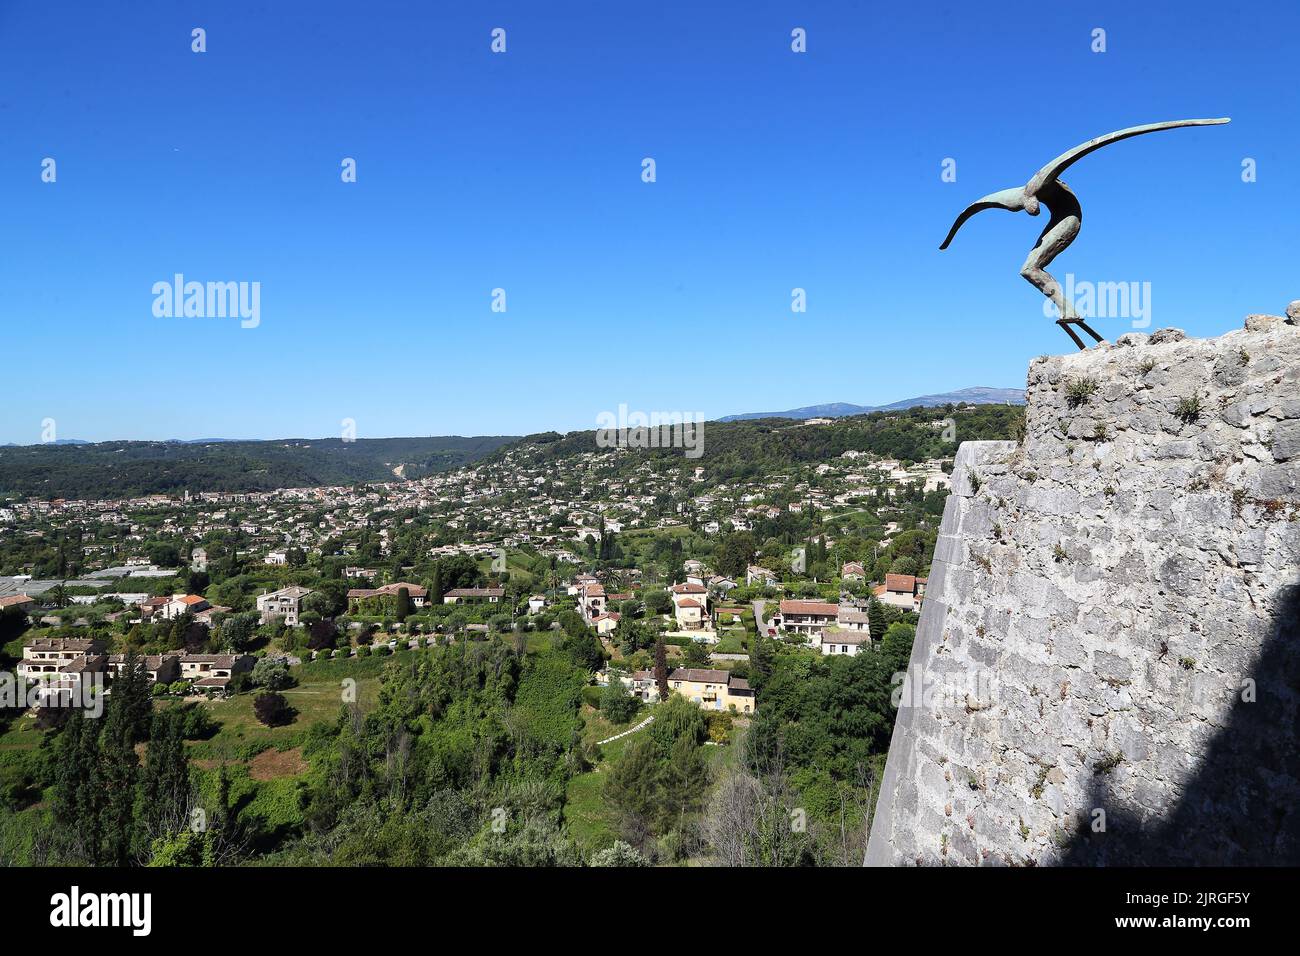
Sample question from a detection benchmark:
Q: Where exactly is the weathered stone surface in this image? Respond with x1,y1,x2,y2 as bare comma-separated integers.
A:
1245,313,1285,332
866,321,1300,866
1273,421,1300,463
1287,300,1300,325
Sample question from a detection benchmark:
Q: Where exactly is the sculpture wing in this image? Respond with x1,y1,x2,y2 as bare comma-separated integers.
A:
1026,117,1230,196
939,188,1026,250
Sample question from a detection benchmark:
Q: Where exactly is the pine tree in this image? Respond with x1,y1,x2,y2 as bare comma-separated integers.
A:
658,733,708,826
602,736,661,846
115,648,154,744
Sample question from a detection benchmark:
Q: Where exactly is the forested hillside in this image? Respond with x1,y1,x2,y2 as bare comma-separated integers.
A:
0,403,1023,501
504,403,1024,480
0,436,515,499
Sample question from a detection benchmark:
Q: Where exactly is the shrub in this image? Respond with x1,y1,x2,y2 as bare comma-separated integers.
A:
590,841,650,867
1065,376,1100,408
253,691,295,727
600,678,641,724
1175,394,1202,424
174,703,217,740
250,657,294,691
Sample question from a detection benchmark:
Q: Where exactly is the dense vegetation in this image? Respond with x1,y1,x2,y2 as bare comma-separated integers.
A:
0,615,916,866
0,436,515,498
0,404,1020,501
505,403,1023,482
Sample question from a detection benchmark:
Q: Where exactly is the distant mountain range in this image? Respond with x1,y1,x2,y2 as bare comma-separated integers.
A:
717,387,1025,422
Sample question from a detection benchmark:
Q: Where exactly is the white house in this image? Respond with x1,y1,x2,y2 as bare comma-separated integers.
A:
670,582,709,631
256,585,313,627
820,629,871,656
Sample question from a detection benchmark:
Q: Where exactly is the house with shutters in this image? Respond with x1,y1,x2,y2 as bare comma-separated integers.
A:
667,668,756,714
670,582,710,630
776,599,840,641
874,573,927,612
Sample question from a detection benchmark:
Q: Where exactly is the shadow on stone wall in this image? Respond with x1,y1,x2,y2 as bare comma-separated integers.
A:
1061,578,1300,865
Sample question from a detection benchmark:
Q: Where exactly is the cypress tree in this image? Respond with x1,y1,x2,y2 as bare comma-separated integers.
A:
653,639,669,701
139,709,192,846
868,597,887,644
99,697,142,866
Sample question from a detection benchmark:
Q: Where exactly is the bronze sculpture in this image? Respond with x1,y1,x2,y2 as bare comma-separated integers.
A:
940,119,1230,349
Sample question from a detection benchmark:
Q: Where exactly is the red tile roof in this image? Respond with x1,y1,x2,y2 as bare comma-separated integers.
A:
886,574,918,593
778,600,839,616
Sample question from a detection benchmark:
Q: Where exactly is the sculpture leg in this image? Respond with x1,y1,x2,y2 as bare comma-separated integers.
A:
1019,212,1103,349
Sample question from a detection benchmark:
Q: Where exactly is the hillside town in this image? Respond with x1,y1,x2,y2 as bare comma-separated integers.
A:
0,407,996,868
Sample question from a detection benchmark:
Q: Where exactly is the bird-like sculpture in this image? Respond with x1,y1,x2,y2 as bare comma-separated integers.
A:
940,118,1230,350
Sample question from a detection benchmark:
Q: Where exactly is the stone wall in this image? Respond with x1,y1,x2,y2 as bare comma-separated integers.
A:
866,312,1300,866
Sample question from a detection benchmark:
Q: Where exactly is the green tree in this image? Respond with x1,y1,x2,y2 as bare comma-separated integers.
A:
221,611,260,653
99,697,142,866
650,694,707,751
138,708,193,850
658,733,708,827
603,736,661,847
114,649,154,744
867,598,887,644
683,641,710,667
600,676,641,724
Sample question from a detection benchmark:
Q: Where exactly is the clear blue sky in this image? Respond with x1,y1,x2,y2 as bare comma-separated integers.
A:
1,0,1295,443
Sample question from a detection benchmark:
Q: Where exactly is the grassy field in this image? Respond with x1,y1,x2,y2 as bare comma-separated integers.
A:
0,714,43,752
564,705,651,852
186,671,381,764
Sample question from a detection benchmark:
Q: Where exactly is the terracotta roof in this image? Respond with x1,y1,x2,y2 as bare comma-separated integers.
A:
671,583,707,594
886,574,917,593
778,600,839,616
0,594,34,608
677,598,703,609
